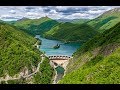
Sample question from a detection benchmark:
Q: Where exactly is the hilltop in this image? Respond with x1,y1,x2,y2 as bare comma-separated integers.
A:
11,16,59,36
43,8,120,43
87,8,120,33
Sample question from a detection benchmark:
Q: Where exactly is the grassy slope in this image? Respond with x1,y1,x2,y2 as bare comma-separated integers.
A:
58,22,120,84
87,8,120,33
0,22,42,77
43,22,98,43
13,17,59,36
71,19,90,24
43,8,120,43
33,57,54,84
0,22,53,84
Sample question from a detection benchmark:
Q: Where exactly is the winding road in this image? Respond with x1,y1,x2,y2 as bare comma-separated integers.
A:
0,56,45,83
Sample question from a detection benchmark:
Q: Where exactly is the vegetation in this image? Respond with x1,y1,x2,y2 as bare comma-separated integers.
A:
1,8,120,84
43,22,99,43
33,57,54,84
7,78,26,84
6,8,120,44
0,22,42,77
71,19,90,24
58,22,120,84
0,22,54,84
87,8,120,33
59,49,120,84
11,17,59,36
75,22,120,55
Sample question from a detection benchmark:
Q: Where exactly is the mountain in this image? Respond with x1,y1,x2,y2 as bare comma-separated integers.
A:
56,19,75,22
43,22,99,43
17,17,30,21
12,16,59,36
43,8,120,43
58,22,120,84
56,19,89,24
0,22,53,84
87,8,120,33
71,19,90,24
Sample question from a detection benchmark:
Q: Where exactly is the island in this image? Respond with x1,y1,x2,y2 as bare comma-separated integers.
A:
53,44,60,49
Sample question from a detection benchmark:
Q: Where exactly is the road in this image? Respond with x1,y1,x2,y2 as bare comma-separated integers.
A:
0,56,45,83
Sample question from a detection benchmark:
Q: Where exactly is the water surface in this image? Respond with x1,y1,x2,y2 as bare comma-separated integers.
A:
35,35,81,56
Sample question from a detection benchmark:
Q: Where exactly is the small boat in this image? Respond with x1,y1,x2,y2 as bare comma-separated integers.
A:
53,44,60,49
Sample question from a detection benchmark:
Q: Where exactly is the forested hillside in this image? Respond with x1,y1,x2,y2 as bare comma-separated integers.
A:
42,8,120,44
12,17,59,36
87,8,120,33
43,22,98,43
58,22,120,84
0,22,53,84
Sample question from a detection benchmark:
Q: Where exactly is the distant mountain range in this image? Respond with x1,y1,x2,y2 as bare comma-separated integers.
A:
56,19,90,23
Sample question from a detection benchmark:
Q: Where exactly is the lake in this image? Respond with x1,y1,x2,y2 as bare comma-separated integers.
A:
35,35,81,56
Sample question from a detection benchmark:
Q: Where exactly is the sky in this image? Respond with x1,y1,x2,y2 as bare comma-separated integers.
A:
0,6,120,21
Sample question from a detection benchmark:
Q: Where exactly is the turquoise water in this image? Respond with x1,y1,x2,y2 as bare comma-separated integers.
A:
35,35,81,56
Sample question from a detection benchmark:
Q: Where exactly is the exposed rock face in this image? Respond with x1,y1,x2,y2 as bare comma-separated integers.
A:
22,67,29,76
110,8,120,12
103,8,120,15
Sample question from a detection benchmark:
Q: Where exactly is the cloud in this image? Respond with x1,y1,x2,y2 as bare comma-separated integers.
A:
24,6,36,12
63,13,90,19
88,10,104,14
0,6,120,21
0,14,22,21
9,10,16,14
49,10,58,14
25,12,45,19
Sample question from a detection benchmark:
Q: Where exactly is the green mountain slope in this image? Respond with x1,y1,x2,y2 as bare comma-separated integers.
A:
0,22,53,84
58,22,120,84
43,22,98,43
71,19,90,24
41,8,120,43
87,8,120,33
12,17,59,36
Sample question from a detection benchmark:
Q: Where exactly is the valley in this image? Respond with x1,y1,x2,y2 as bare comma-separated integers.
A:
0,6,120,84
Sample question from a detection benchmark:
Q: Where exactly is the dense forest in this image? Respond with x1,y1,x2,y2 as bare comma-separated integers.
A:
58,22,120,84
43,22,99,43
10,17,59,36
0,22,54,84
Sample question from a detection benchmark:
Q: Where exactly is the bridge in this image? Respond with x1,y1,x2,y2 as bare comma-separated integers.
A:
48,55,71,60
48,55,72,69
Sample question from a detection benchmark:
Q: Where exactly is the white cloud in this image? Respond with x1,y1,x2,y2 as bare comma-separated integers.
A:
63,13,90,19
9,10,16,14
0,6,120,21
56,6,68,11
88,10,104,14
25,12,45,19
49,10,58,14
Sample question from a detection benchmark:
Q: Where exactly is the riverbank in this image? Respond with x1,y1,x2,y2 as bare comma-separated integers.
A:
42,35,84,44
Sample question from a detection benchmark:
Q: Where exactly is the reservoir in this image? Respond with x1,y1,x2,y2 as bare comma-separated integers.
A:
35,35,81,56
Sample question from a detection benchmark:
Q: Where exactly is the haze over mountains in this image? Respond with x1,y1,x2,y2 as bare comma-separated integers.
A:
0,7,120,84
